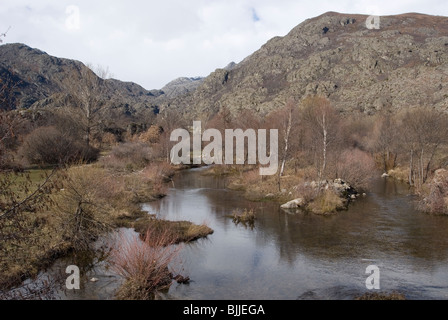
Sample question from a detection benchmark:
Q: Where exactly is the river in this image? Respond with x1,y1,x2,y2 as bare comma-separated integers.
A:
59,167,448,299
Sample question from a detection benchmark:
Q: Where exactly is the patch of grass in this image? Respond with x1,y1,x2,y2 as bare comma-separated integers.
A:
306,190,346,215
3,169,52,194
355,291,406,300
133,216,214,244
231,209,256,224
110,227,180,300
388,167,409,182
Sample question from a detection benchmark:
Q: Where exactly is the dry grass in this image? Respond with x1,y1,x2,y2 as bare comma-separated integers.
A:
109,227,181,300
306,190,346,215
98,142,154,172
226,166,305,202
133,217,214,244
388,167,409,182
355,291,406,300
231,208,256,225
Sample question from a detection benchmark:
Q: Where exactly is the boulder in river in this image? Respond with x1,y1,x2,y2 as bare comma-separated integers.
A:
281,198,305,209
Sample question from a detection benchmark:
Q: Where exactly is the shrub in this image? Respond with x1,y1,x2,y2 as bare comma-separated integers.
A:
231,208,256,225
109,226,182,300
336,148,377,191
19,126,99,166
101,142,153,171
52,166,113,251
139,125,162,144
419,169,448,214
142,162,175,183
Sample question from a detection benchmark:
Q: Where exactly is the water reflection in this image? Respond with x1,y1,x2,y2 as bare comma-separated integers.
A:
143,168,448,300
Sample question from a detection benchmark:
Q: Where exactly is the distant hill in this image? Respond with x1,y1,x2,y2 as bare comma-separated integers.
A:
160,77,204,99
0,43,163,115
2,12,448,120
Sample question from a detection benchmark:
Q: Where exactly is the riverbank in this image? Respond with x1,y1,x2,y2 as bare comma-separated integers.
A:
134,166,448,300
0,161,213,298
202,164,363,215
387,166,448,215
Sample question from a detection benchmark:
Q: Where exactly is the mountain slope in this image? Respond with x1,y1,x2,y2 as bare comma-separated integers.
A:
0,43,162,113
160,77,204,99
2,12,448,119
161,12,448,117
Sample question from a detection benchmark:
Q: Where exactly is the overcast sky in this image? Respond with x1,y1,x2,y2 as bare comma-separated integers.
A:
1,0,447,90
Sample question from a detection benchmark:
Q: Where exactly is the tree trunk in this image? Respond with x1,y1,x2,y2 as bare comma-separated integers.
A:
279,108,292,177
322,114,327,178
409,149,414,186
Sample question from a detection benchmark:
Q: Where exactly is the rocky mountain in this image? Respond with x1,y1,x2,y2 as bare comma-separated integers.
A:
160,76,204,99
0,43,162,114
2,12,448,120
160,12,448,117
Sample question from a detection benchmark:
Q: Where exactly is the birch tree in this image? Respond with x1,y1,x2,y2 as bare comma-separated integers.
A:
301,96,339,187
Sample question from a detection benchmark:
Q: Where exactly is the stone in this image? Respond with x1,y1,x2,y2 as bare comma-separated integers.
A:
281,198,305,209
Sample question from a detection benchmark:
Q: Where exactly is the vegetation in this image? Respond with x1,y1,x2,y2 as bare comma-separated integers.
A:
133,216,214,244
201,97,448,216
0,76,209,298
231,208,256,227
306,190,346,215
109,226,181,300
355,291,406,300
1,54,448,299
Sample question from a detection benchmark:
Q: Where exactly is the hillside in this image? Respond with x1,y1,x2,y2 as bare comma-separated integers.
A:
160,12,448,117
1,12,448,120
0,43,163,115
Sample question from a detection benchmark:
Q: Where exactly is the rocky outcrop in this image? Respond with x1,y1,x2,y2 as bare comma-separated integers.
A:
0,43,161,114
3,12,448,121
161,12,448,118
160,77,204,99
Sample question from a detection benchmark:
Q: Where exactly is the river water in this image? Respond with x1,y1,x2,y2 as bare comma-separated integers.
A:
62,167,448,299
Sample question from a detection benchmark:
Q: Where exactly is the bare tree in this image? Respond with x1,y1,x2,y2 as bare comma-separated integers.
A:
300,96,339,186
0,73,28,168
265,99,300,186
371,113,399,173
62,63,111,148
156,108,185,163
0,26,10,43
400,107,448,188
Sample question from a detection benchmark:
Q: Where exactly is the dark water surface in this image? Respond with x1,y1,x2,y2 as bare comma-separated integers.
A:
141,168,448,300
61,167,448,299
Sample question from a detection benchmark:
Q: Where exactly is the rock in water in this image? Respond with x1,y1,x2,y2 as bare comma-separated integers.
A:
281,198,305,209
